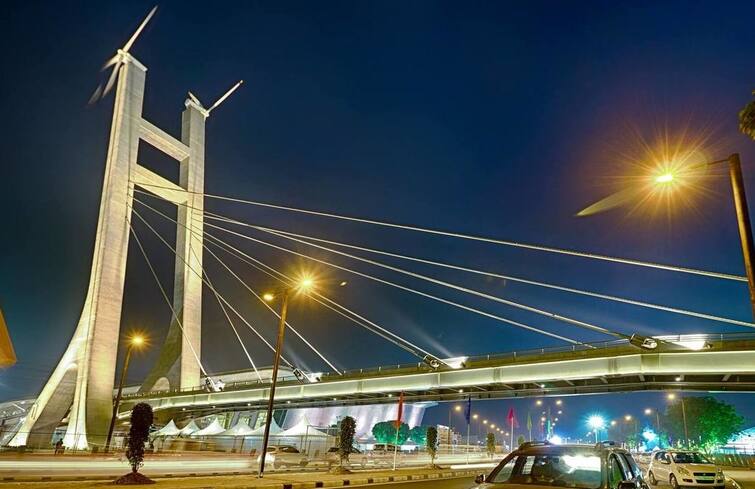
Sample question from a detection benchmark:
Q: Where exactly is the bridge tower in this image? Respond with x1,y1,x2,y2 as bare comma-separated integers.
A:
9,52,207,449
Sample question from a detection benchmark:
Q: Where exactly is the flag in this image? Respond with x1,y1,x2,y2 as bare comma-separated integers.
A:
527,412,533,431
507,407,519,428
394,392,404,428
464,396,472,425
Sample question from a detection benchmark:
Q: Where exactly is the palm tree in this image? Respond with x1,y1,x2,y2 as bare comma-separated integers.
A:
739,91,755,140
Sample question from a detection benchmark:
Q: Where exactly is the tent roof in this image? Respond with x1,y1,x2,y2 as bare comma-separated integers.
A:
153,419,181,437
178,420,200,435
193,418,226,436
279,417,329,437
249,420,283,436
219,420,254,437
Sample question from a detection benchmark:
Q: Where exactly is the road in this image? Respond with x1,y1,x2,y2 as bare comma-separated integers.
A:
368,478,474,489
0,453,496,479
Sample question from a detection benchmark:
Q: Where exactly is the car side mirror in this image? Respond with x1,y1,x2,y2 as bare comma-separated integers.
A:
475,474,486,484
619,481,637,489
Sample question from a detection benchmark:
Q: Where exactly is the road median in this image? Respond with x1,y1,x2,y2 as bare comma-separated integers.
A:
0,467,479,488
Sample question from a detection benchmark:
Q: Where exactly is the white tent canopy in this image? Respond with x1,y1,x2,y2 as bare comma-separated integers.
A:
219,419,254,437
193,418,226,436
178,420,199,436
153,419,181,437
279,417,328,437
249,420,283,436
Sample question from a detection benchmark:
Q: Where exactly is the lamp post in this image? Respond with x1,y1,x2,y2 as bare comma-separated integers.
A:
667,393,689,448
605,153,755,319
104,334,146,452
588,416,605,443
644,408,661,432
258,276,318,478
535,398,563,440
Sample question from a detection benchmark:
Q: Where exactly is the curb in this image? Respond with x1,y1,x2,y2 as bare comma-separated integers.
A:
0,469,478,486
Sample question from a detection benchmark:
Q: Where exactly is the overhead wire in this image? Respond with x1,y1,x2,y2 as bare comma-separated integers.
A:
130,198,340,373
204,212,624,340
128,204,297,369
134,195,439,364
210,220,753,329
127,220,214,388
199,217,587,345
134,183,746,282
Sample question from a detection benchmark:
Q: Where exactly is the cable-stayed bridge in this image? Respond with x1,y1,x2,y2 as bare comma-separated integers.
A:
5,8,755,450
118,332,755,419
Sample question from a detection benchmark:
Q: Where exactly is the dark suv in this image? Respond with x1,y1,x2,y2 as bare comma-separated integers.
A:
472,441,649,489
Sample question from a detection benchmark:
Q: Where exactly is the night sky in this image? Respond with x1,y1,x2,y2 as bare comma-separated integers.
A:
2,1,755,438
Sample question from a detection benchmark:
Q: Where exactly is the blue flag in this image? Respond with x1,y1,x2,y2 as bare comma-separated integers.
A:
464,395,472,425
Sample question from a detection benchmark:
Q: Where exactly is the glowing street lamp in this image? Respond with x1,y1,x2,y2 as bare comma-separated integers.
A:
588,415,605,443
588,152,755,319
105,333,147,452
645,408,661,431
258,274,322,477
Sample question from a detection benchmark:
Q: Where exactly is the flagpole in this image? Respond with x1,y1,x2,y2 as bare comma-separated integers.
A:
466,423,470,464
392,428,399,470
393,392,404,471
510,417,514,452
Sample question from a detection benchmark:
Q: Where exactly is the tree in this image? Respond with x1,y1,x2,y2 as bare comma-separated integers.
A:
409,425,430,446
372,421,410,445
486,433,496,457
426,426,438,467
663,396,744,452
517,435,526,448
339,416,356,466
115,402,154,484
739,91,755,140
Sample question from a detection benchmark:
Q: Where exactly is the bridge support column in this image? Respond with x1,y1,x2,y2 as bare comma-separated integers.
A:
140,102,206,393
10,57,146,449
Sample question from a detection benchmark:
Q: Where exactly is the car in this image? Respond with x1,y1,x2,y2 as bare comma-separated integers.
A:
325,446,369,468
647,451,725,489
471,441,648,489
372,443,400,453
256,445,309,469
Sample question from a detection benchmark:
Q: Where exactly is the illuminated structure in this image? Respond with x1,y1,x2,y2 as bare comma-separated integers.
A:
9,12,209,449
0,308,15,368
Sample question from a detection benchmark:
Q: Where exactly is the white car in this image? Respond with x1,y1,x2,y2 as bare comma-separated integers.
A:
647,450,724,489
256,445,309,469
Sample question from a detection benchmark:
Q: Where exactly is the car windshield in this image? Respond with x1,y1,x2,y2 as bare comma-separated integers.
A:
672,452,712,464
487,451,603,489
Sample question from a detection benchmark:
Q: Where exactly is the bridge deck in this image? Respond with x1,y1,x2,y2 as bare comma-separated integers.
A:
119,333,755,418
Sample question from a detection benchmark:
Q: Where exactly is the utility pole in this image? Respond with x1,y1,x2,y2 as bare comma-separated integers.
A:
728,153,755,320
259,289,290,478
681,397,689,449
105,335,145,452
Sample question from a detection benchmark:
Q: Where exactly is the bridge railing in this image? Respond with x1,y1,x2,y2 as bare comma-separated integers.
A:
121,332,755,400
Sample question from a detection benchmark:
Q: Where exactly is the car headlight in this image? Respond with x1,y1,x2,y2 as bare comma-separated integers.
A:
677,467,691,476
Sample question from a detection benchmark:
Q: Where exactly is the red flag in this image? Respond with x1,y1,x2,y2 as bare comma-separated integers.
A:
394,392,404,428
507,407,519,428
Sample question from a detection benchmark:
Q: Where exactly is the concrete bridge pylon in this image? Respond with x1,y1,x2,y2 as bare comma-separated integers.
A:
10,50,207,449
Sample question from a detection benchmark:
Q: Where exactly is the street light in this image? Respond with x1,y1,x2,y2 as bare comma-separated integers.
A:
588,416,605,443
645,408,661,431
590,152,755,319
667,392,689,448
104,333,147,452
258,275,320,478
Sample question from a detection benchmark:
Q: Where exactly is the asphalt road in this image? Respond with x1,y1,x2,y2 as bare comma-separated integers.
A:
366,478,476,489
